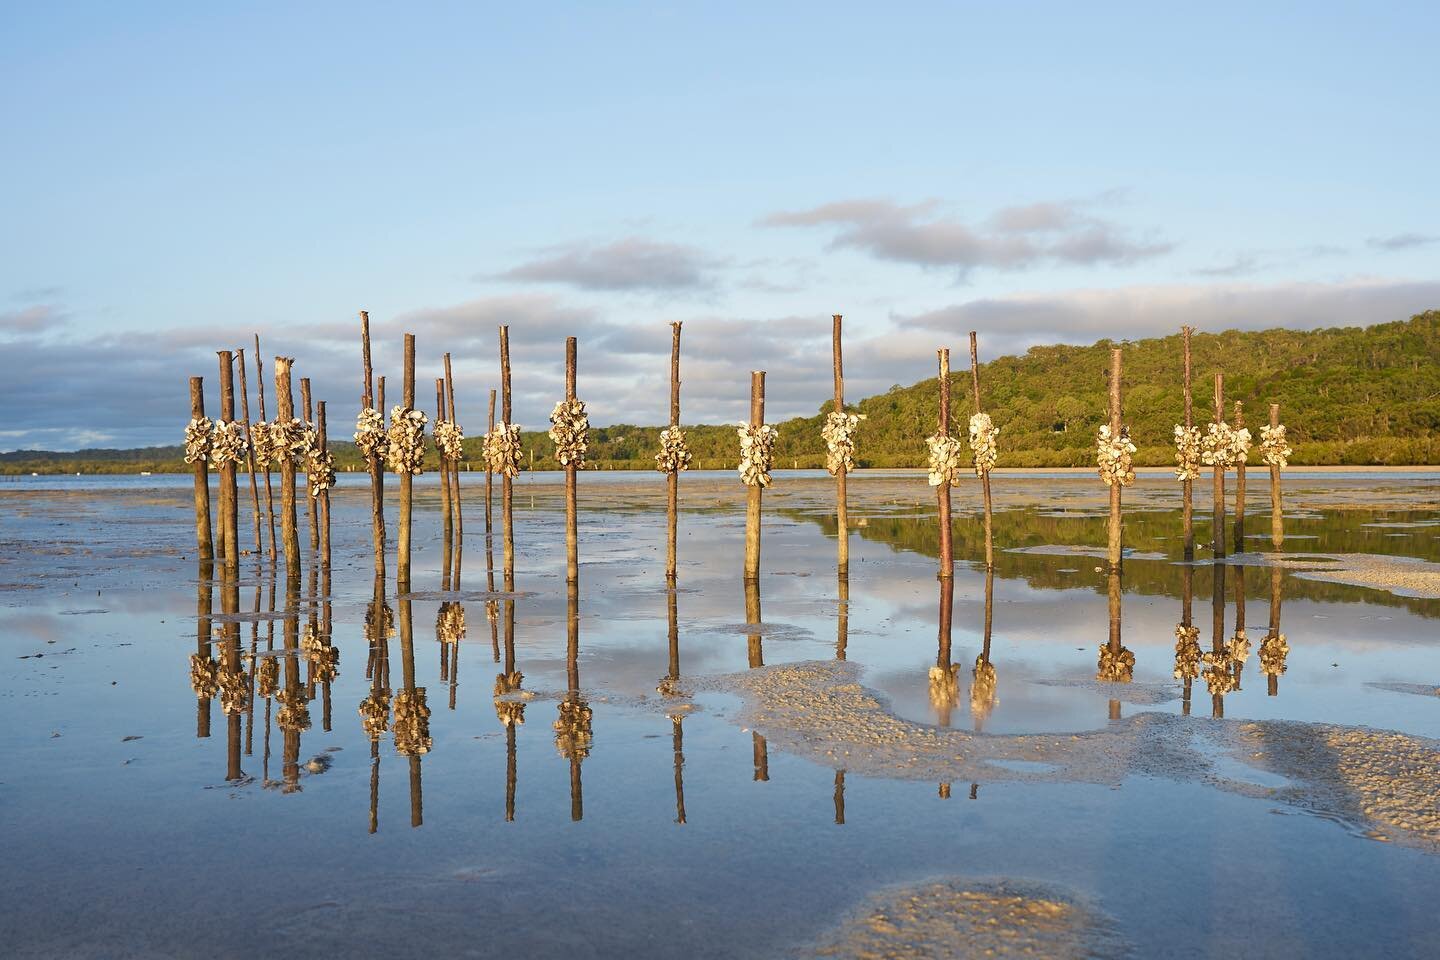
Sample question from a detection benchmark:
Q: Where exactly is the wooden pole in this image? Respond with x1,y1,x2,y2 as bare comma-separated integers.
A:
217,351,239,574
666,322,682,583
299,378,319,553
235,349,263,559
499,326,515,582
316,401,331,567
485,388,496,541
969,331,994,570
1212,373,1226,558
832,315,850,577
444,352,463,562
1107,568,1123,721
436,377,454,546
1233,401,1247,553
564,337,579,583
253,336,277,563
1106,348,1124,573
937,350,953,579
1269,402,1284,549
360,312,386,578
398,334,416,591
189,377,214,561
1182,327,1194,560
274,357,301,579
743,371,765,582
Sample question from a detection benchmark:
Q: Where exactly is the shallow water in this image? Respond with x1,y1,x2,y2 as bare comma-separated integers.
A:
2,471,1439,958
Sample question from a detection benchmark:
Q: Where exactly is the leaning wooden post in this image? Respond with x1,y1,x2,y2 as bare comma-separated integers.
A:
969,331,995,570
499,327,515,581
563,337,580,583
1212,374,1226,558
300,378,319,553
1233,401,1247,553
253,337,277,563
485,388,496,540
436,378,454,544
665,322,684,582
1268,402,1285,548
359,312,387,578
1106,348,1124,573
444,353,463,551
316,401,332,567
743,371,767,582
397,333,417,590
217,351,240,574
235,349,263,558
188,377,214,561
1181,327,1195,560
274,357,301,579
831,315,850,577
936,349,954,579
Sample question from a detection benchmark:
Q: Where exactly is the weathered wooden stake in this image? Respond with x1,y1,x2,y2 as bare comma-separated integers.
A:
235,349,263,558
1182,327,1194,560
1212,373,1227,558
937,349,954,579
1269,402,1284,548
300,378,319,553
499,326,515,582
398,333,416,591
743,371,766,582
316,401,331,567
360,312,387,578
833,315,850,577
217,351,240,574
565,337,580,583
253,336,277,563
444,352,463,559
969,331,994,570
1233,400,1247,553
436,377,454,544
189,377,214,561
666,322,682,582
1107,569,1123,721
1106,348,1124,573
274,357,301,579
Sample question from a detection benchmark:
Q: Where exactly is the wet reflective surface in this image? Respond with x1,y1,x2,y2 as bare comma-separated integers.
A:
3,471,1439,958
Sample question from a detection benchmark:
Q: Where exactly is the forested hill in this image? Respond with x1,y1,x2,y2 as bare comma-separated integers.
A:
4,311,1437,474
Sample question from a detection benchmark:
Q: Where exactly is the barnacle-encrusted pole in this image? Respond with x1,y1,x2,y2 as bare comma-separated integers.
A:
485,388,496,542
397,333,417,591
935,349,954,580
563,337,580,582
444,352,464,556
274,357,302,579
217,351,241,573
972,566,997,731
188,376,214,562
436,377,454,546
743,371,768,582
1181,327,1195,559
253,337,277,563
665,322,684,582
836,573,849,661
969,331,995,570
359,312,386,578
1105,349,1124,573
300,378,319,553
1266,402,1287,548
832,314,850,577
930,571,957,727
1212,374,1226,558
1233,401,1247,553
316,402,332,566
499,326,516,581
235,349,263,559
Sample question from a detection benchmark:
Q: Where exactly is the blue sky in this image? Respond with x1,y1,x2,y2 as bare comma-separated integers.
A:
2,2,1437,449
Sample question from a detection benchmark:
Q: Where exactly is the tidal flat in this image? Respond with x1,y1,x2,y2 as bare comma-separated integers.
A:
2,470,1439,958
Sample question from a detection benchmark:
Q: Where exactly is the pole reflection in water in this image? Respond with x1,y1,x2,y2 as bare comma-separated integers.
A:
970,567,998,732
657,586,688,824
276,577,308,793
394,592,430,828
1097,570,1133,721
1230,563,1251,693
1202,559,1235,718
437,523,465,713
928,574,958,726
359,575,393,834
219,554,245,782
554,581,591,822
833,574,848,823
493,560,524,822
1259,566,1290,696
1174,563,1200,716
190,565,216,741
745,577,768,782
